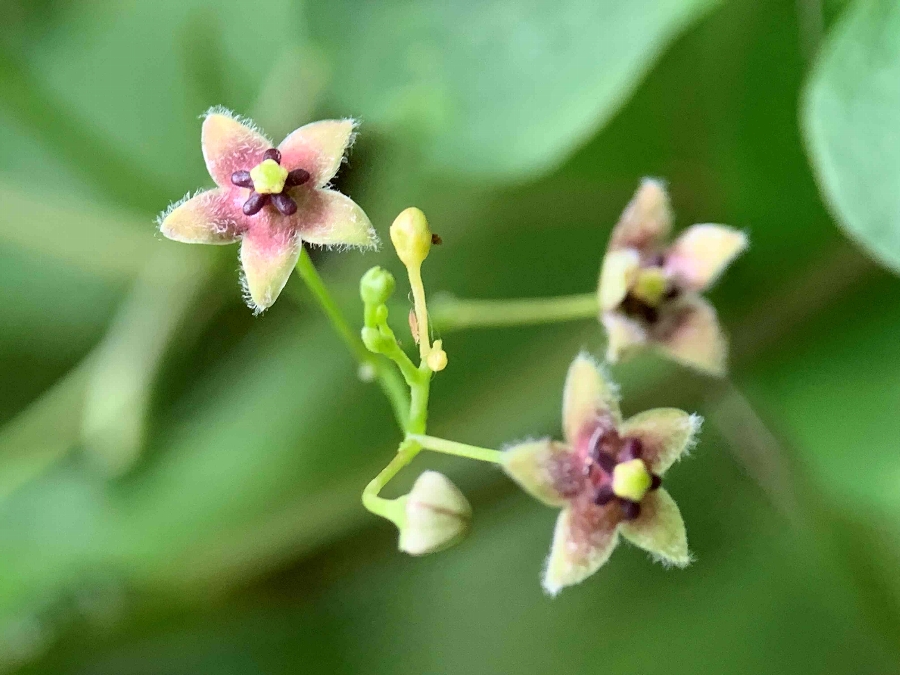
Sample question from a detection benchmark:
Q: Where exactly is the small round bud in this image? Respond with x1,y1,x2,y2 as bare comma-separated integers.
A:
360,266,396,305
361,326,392,353
398,471,471,556
426,340,448,372
390,207,432,268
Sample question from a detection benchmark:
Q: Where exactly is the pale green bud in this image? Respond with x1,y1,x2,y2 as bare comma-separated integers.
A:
360,266,396,305
398,471,471,556
361,326,393,354
390,207,432,268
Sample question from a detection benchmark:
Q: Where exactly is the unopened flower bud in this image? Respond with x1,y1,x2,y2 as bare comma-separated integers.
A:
427,340,448,372
390,207,432,268
360,266,396,305
398,471,471,556
361,326,393,354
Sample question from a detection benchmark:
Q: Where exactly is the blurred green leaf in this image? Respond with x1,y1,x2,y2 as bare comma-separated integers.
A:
309,0,721,180
803,0,900,272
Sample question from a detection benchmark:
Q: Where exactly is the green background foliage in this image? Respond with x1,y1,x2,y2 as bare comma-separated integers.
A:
0,0,899,672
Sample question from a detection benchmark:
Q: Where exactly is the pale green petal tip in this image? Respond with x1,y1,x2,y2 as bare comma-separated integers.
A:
501,439,571,507
598,249,640,311
620,489,691,568
542,508,620,596
398,471,471,556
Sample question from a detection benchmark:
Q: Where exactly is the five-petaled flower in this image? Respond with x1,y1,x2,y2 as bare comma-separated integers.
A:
502,353,700,595
598,178,747,376
158,108,377,313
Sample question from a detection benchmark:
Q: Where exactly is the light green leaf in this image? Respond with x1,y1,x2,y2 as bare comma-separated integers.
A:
308,0,721,180
804,0,900,271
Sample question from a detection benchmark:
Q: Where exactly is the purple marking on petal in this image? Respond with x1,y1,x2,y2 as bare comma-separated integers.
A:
263,148,282,164
271,193,298,216
621,501,642,521
650,474,662,491
243,192,269,216
596,453,617,474
232,170,253,188
285,168,311,188
620,437,643,462
593,485,615,506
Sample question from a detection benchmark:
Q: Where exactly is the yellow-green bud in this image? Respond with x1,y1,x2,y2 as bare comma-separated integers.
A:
631,267,668,307
249,158,288,194
360,266,396,305
361,326,392,354
390,207,432,268
611,459,652,502
426,340,448,372
398,471,471,556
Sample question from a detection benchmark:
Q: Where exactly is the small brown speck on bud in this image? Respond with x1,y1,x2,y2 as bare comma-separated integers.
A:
431,233,442,245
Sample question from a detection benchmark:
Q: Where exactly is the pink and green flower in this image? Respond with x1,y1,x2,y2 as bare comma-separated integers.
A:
598,178,747,375
502,353,700,595
158,108,377,313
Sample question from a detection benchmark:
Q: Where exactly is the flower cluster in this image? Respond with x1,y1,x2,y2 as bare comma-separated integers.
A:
158,112,744,597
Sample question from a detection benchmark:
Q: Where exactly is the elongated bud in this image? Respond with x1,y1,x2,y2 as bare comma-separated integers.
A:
390,207,432,268
360,266,396,305
398,471,471,555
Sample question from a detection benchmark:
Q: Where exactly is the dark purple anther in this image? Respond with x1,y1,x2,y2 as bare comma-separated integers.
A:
595,452,617,474
243,192,269,216
620,437,643,461
593,485,615,506
650,474,662,491
231,170,253,188
285,168,311,188
621,501,641,521
263,148,282,163
271,193,298,216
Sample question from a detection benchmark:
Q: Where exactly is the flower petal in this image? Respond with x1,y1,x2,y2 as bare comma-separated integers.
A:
291,188,378,249
562,353,622,445
619,488,690,567
619,408,701,475
202,109,271,188
501,439,581,507
158,189,244,244
654,295,728,376
278,119,356,188
239,216,302,313
609,178,673,253
543,500,620,595
665,224,747,291
598,248,641,311
602,312,648,364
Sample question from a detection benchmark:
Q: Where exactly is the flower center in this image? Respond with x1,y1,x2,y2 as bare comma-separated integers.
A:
583,430,662,520
230,148,311,217
631,267,668,307
611,459,652,502
250,158,288,194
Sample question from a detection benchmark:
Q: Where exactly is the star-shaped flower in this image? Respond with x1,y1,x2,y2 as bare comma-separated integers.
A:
158,108,377,312
598,178,747,376
501,353,701,595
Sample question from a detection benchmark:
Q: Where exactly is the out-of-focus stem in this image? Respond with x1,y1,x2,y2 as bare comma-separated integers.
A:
431,292,599,332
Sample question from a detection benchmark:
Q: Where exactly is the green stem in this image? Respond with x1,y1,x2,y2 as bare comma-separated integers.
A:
294,249,409,427
362,439,418,523
430,292,599,332
408,434,503,464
